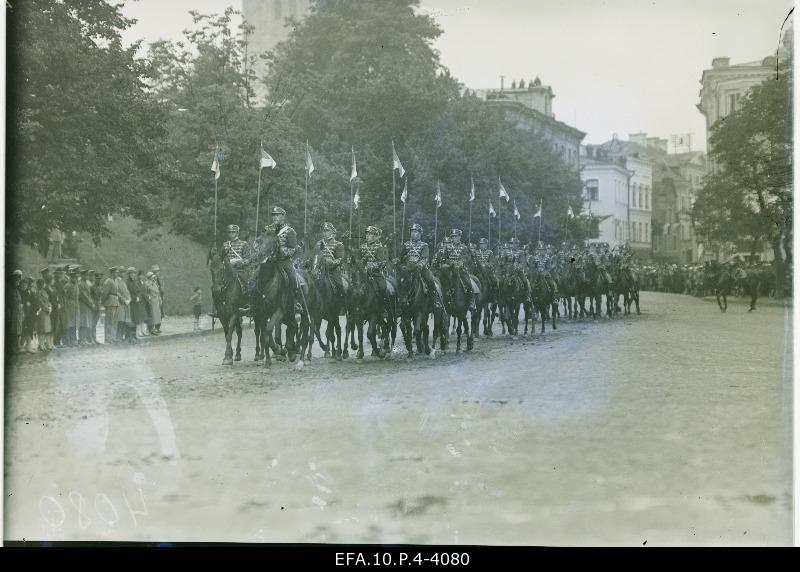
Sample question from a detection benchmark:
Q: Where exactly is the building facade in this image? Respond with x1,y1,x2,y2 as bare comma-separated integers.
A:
471,77,585,169
579,159,632,250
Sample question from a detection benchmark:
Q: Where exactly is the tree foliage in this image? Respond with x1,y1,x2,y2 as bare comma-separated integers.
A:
7,0,168,249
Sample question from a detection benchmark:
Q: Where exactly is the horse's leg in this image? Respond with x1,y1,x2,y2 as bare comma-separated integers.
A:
323,319,333,358
552,302,558,330
355,317,365,360
334,318,343,360
263,308,283,368
749,288,757,312
221,315,234,365
234,318,242,361
465,312,473,351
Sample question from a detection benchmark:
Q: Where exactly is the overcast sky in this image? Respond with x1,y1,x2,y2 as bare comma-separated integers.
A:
120,0,794,150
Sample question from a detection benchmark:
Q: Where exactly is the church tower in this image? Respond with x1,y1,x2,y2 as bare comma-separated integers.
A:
242,0,312,99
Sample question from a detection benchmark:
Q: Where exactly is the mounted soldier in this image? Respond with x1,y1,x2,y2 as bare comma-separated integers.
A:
474,237,494,269
314,222,348,296
221,224,255,314
530,241,558,294
359,225,390,302
434,228,477,312
398,223,444,310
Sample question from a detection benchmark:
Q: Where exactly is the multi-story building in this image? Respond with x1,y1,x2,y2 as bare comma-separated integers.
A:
586,136,654,260
471,77,585,169
696,55,777,154
579,155,632,250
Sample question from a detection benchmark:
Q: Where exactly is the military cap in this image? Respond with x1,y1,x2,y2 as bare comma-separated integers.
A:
80,268,89,275
151,265,160,272
365,225,382,235
11,269,23,277
479,237,488,244
410,223,422,232
509,237,519,244
321,222,337,233
450,228,462,237
40,267,51,275
127,266,137,273
271,206,286,215
108,266,118,272
227,224,240,233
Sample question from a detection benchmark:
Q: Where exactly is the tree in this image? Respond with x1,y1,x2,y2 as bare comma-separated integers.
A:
6,0,168,250
694,43,793,296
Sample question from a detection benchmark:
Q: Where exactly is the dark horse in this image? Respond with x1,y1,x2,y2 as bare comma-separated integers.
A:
499,268,528,337
345,254,395,359
207,247,243,365
396,264,447,357
705,263,734,312
471,263,499,337
733,266,765,312
527,265,558,334
310,260,347,360
437,265,475,352
586,263,614,319
252,234,309,367
556,261,585,320
612,263,641,315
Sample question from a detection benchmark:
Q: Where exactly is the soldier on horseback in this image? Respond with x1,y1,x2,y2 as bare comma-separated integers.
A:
222,224,255,314
530,241,558,294
359,225,390,302
398,223,444,310
314,222,348,296
474,237,494,268
434,228,477,312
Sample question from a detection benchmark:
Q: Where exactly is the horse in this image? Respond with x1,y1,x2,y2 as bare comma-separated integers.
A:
310,259,347,360
207,247,243,365
586,263,614,319
345,253,392,359
528,265,559,334
252,234,307,367
471,264,499,337
555,261,582,320
436,264,475,352
612,263,641,315
396,264,447,358
733,266,765,312
498,266,528,337
705,263,734,312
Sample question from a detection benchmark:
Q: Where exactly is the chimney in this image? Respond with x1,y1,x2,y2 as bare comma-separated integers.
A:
712,57,730,69
500,75,505,91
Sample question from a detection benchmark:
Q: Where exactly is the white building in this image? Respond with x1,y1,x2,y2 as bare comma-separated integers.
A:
579,160,632,249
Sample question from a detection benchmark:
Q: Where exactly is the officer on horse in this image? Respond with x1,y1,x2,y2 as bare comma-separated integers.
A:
434,228,477,312
314,222,348,295
222,224,255,313
359,225,390,301
474,237,494,268
399,223,444,309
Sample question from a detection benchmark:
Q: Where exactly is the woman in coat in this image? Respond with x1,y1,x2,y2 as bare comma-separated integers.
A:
9,271,25,354
132,270,149,336
145,272,162,334
34,278,53,351
21,277,38,352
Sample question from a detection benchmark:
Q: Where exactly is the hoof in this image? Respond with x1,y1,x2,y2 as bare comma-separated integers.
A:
407,352,414,360
324,351,331,358
264,359,271,369
234,354,242,362
430,349,437,359
342,350,349,359
335,353,343,362
357,350,364,360
294,360,305,371
222,357,233,366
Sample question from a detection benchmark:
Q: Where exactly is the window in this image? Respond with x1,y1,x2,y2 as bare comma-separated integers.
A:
638,188,643,209
645,223,649,242
645,188,650,210
585,179,599,201
632,185,637,207
728,93,740,115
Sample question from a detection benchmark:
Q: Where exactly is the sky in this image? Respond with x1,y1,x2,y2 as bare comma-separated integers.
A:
120,0,794,150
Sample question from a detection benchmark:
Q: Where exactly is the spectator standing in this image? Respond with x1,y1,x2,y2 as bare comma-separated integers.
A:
151,265,164,333
190,287,202,332
145,272,162,335
62,269,80,347
115,267,132,343
34,278,53,352
101,267,120,344
78,269,97,346
133,270,149,337
8,270,24,354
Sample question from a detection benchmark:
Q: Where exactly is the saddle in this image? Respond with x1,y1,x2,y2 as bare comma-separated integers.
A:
468,274,481,297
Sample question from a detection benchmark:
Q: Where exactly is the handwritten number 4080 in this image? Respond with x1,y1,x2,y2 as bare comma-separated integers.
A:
39,490,148,530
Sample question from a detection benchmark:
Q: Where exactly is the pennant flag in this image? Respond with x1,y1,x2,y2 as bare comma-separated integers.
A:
400,179,408,204
498,178,510,202
353,187,360,210
469,176,475,202
434,182,442,208
392,141,405,178
260,144,276,170
350,147,358,182
305,141,315,176
211,148,221,180
533,203,542,218
567,205,575,219
489,201,496,218
513,200,521,220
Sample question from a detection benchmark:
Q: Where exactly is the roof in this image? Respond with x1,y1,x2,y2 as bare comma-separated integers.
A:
489,99,586,140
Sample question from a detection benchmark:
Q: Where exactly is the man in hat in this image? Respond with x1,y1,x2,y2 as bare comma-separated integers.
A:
62,267,80,347
398,223,443,310
222,224,255,313
314,222,348,296
78,268,97,345
101,267,121,344
359,225,389,300
263,206,288,236
434,228,476,311
90,271,104,343
474,237,494,269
